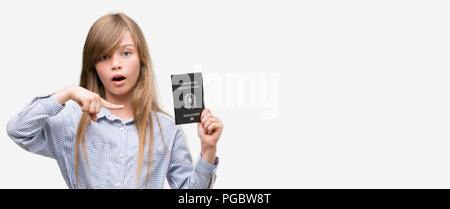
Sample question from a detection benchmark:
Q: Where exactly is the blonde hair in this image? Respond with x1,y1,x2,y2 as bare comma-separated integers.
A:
76,12,167,188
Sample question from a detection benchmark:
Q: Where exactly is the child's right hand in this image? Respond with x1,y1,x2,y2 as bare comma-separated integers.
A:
54,85,124,122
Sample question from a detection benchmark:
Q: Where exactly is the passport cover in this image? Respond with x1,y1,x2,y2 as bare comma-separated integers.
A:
171,72,205,125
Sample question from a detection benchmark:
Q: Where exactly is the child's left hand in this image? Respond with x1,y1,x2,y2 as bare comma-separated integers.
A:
198,108,223,150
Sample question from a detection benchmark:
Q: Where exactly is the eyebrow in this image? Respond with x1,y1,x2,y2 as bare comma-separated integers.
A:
119,44,135,49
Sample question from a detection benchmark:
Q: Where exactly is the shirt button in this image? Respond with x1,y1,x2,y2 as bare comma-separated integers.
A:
119,153,124,158
120,127,125,132
115,182,121,188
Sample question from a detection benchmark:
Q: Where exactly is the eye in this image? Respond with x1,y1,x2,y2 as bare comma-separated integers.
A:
99,55,109,61
122,51,132,57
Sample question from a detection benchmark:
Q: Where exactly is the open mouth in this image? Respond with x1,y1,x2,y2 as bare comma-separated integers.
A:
112,75,126,82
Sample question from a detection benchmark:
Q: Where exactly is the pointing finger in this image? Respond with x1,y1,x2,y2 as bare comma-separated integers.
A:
96,99,101,113
89,100,96,113
100,98,125,110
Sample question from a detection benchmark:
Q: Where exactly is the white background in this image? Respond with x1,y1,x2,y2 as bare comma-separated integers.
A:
1,0,450,188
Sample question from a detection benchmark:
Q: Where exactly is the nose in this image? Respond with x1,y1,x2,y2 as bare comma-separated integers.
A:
111,54,122,71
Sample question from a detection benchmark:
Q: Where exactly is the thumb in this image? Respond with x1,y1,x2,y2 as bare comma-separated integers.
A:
100,98,125,110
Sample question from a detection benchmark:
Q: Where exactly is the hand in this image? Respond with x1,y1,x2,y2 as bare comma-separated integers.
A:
197,108,224,149
68,86,124,122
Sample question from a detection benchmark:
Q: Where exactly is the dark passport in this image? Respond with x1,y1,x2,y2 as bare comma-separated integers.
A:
171,72,205,125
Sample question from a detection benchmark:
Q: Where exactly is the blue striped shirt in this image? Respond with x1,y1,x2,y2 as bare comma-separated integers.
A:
6,94,218,189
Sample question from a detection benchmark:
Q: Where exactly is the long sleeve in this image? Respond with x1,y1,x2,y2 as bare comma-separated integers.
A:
6,94,68,159
166,126,219,189
6,94,219,189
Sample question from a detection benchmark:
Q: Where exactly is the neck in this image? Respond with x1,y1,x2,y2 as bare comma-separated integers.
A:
104,90,134,119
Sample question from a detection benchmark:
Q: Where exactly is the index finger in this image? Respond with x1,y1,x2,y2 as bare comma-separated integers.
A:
100,99,125,110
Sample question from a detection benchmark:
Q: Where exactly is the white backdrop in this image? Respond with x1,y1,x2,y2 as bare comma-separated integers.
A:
1,0,450,188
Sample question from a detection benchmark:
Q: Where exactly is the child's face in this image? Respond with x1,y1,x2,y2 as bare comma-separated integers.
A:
95,31,140,97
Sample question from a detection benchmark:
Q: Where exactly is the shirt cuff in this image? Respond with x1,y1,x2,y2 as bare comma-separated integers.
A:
195,154,219,180
35,93,66,116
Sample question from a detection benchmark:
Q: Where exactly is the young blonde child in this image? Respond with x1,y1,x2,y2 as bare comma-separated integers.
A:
6,12,223,189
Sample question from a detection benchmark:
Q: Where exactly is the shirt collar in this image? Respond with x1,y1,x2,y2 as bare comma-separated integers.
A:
96,107,110,120
96,107,122,121
96,107,136,124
